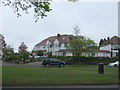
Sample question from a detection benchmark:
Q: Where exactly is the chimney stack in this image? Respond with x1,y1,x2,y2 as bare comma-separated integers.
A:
57,33,60,38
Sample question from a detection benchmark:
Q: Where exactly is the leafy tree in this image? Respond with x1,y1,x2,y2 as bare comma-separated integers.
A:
37,50,44,56
68,35,98,56
18,42,30,61
2,45,14,59
19,51,30,61
68,26,98,56
1,0,79,22
18,42,28,52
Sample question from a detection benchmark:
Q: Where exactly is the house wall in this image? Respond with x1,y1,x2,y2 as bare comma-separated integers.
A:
100,44,118,57
66,52,72,56
100,44,111,51
95,52,110,57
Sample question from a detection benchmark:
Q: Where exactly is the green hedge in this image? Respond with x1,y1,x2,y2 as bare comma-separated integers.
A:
50,56,118,65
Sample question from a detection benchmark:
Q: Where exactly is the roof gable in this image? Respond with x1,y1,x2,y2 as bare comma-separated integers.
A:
99,36,120,47
36,34,73,46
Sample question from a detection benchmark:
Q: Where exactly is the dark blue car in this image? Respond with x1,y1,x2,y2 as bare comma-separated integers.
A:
42,58,65,67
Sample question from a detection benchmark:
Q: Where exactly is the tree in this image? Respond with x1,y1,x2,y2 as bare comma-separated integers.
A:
19,51,30,61
2,45,14,55
18,42,28,52
1,0,79,22
18,42,30,61
73,25,80,36
37,50,44,56
68,26,98,56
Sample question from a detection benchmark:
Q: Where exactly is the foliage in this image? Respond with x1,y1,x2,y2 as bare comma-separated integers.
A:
19,51,30,61
1,0,80,22
1,0,52,22
68,35,98,56
37,50,44,56
50,56,118,65
3,52,20,61
2,45,14,59
18,42,28,52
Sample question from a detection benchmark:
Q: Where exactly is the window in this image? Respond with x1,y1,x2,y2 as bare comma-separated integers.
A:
43,46,45,48
55,44,58,47
64,43,68,47
59,44,61,47
50,44,52,48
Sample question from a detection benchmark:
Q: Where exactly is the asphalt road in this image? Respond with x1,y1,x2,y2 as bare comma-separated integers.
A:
2,61,42,67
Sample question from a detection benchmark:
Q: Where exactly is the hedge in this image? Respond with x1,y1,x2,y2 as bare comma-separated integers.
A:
50,56,118,65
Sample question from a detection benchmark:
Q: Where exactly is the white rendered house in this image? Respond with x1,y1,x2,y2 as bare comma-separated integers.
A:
32,34,73,56
32,34,117,57
99,36,120,57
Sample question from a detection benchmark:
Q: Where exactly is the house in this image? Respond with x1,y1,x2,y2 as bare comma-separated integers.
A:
99,36,120,57
32,34,117,57
0,34,6,59
82,50,111,57
32,34,73,56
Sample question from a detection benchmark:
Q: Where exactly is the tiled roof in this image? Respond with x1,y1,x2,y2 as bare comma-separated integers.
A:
36,34,73,46
57,49,71,52
94,50,110,53
99,36,120,47
32,50,46,53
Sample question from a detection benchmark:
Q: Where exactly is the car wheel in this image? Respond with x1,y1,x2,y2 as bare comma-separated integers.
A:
59,64,64,67
46,64,49,67
114,64,117,67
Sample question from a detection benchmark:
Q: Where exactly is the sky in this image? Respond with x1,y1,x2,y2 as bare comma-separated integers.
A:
0,0,118,52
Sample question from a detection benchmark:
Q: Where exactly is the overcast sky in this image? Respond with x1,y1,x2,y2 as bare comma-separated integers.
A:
0,0,118,52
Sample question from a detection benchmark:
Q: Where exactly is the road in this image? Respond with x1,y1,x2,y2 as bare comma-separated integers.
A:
2,61,42,68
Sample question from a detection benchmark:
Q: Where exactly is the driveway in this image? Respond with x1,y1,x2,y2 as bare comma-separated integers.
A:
2,61,42,68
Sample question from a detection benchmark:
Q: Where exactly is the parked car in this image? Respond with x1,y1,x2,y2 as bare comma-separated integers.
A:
42,58,65,67
108,61,119,67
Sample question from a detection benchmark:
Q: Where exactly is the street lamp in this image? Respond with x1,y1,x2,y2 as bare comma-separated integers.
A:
111,43,120,80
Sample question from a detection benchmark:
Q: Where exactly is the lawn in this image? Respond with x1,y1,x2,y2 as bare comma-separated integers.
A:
2,65,118,86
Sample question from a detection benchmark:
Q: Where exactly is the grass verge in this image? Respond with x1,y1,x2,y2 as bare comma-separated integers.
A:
2,65,118,86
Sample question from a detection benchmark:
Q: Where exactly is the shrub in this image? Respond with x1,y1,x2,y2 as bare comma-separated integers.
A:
3,53,20,61
19,51,30,61
50,56,118,65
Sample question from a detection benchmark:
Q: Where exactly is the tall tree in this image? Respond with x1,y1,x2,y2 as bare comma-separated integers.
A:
68,26,98,56
73,25,80,36
18,42,28,52
2,45,14,59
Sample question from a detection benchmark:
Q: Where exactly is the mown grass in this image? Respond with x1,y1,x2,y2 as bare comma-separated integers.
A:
2,65,118,86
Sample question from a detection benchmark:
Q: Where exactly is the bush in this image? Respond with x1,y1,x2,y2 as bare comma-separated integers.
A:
50,56,118,65
19,51,30,61
3,53,20,61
